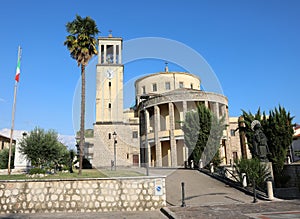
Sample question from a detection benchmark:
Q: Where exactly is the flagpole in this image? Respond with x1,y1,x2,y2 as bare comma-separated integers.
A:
8,46,22,175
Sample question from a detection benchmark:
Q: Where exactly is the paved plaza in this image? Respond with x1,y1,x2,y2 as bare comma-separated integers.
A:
1,168,300,218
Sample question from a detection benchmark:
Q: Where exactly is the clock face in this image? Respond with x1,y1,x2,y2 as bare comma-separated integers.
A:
106,69,114,79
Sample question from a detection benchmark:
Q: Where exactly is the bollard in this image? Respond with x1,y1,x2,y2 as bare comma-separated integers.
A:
181,182,186,207
199,159,203,169
252,180,257,203
111,160,114,171
210,163,214,173
242,173,247,187
267,181,274,200
191,160,194,169
146,163,149,176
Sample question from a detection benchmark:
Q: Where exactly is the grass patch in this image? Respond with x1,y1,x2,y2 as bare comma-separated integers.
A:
0,168,144,181
100,169,144,177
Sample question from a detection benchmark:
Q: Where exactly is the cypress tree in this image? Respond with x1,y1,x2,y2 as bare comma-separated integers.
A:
182,103,225,167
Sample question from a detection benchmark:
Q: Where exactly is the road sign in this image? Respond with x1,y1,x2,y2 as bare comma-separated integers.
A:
155,179,163,196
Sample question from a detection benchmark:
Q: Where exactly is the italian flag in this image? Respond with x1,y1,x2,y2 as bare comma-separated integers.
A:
15,58,20,82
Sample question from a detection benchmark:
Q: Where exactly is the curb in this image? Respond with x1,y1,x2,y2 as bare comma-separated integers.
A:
160,207,177,219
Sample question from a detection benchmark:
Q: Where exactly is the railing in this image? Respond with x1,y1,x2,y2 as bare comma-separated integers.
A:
210,165,269,200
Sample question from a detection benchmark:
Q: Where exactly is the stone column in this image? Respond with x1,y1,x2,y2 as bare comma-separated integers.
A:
182,101,187,124
216,102,220,119
113,44,116,64
182,101,188,161
221,104,226,118
154,105,162,167
169,102,177,167
104,44,107,64
205,100,209,109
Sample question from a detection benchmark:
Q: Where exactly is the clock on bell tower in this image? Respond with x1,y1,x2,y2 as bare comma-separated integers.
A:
96,33,123,123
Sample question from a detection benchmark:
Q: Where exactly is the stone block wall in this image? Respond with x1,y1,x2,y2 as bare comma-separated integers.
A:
0,176,166,214
282,164,300,188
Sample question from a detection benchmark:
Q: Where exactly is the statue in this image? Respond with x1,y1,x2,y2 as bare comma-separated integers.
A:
251,120,270,162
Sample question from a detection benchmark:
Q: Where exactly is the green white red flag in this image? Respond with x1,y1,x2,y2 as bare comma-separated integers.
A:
15,57,21,82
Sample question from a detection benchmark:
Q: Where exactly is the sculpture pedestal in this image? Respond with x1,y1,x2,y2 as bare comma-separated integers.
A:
261,161,274,181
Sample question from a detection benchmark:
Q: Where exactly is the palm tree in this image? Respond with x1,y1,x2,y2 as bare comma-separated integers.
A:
64,15,99,175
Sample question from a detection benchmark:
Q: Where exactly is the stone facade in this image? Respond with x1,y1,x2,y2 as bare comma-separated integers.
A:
92,121,140,167
91,35,140,168
90,33,246,168
228,117,251,163
282,164,300,188
0,176,166,214
136,71,231,167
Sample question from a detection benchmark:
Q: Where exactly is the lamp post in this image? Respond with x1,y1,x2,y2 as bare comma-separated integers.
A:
113,131,117,171
143,105,149,176
140,95,150,176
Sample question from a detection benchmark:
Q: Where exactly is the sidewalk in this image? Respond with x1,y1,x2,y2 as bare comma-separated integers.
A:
163,199,300,219
0,210,167,219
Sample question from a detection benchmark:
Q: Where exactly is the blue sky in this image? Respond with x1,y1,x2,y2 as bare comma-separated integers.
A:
1,0,300,140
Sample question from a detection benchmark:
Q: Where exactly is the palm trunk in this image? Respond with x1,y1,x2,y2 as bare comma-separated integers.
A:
79,64,86,175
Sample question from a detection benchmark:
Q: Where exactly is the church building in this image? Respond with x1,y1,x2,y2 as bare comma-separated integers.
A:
89,33,247,168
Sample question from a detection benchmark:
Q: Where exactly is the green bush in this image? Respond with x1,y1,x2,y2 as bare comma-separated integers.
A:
28,168,46,175
0,146,15,169
62,165,69,171
235,158,271,189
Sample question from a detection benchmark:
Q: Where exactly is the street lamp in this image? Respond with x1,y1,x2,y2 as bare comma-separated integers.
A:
143,104,149,176
140,95,152,176
113,131,117,171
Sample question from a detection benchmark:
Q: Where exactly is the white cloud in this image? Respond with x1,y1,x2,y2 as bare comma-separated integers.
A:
0,128,76,149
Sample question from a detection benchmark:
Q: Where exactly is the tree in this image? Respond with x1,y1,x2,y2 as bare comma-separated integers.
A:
64,15,99,175
242,105,294,187
263,106,294,186
182,103,225,167
204,113,225,166
19,127,68,169
0,146,15,169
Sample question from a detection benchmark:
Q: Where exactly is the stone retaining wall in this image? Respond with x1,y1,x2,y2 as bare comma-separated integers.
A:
0,176,166,214
282,164,300,188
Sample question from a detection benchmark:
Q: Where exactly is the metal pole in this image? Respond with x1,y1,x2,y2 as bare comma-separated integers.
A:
113,131,117,171
114,136,117,171
253,180,257,203
8,46,21,175
8,83,17,175
181,182,186,207
144,107,149,176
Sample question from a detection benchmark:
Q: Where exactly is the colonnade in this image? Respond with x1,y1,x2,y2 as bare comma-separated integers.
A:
140,97,228,167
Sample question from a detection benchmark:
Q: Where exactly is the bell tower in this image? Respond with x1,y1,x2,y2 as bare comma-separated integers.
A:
92,32,140,168
96,32,123,123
